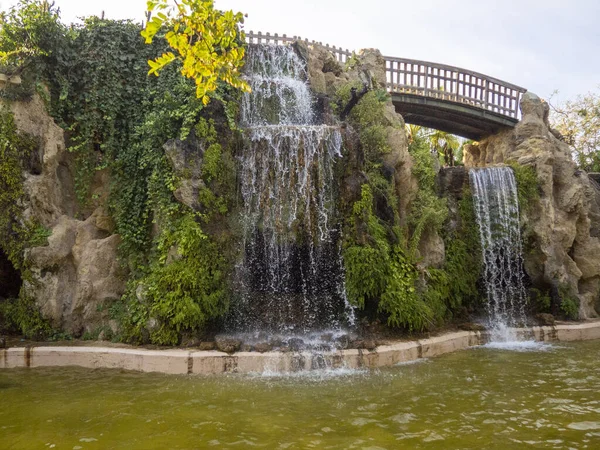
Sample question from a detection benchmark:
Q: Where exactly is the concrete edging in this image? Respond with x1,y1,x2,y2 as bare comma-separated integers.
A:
2,322,599,375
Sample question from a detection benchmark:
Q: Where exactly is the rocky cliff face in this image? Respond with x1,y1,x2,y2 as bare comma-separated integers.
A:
465,93,600,318
8,95,126,334
299,43,430,254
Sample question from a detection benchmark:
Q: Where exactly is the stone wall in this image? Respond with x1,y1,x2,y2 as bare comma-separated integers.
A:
465,93,600,318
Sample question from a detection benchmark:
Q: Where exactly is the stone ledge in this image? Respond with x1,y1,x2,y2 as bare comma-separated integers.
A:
29,347,190,374
2,321,599,374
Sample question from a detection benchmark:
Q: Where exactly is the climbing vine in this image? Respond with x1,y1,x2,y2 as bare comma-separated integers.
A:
440,188,482,312
507,161,539,217
0,1,244,344
407,133,448,254
343,185,435,331
0,106,53,338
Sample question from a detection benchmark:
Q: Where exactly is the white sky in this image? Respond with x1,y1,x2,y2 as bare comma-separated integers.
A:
2,0,598,102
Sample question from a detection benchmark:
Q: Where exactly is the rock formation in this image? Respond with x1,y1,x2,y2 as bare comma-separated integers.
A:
465,92,600,318
4,37,598,341
300,42,422,238
8,95,126,334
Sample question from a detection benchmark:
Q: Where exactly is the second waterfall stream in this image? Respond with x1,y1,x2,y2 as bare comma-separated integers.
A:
469,166,528,342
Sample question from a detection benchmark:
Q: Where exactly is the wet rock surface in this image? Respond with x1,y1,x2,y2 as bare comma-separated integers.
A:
197,341,216,351
215,337,242,354
458,323,487,332
536,313,556,326
253,342,273,353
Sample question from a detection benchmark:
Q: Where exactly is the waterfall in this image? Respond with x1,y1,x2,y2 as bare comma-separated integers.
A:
469,167,527,341
232,44,353,334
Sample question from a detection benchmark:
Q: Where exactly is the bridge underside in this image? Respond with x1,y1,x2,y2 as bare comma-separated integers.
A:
391,94,519,141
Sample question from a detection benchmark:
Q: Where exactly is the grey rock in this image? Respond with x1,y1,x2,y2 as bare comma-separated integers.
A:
458,323,487,332
287,337,305,352
535,313,555,326
254,342,273,353
198,341,216,351
215,337,242,354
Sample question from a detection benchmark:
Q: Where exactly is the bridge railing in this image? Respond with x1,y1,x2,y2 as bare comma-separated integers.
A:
384,57,526,119
245,31,526,120
246,31,352,64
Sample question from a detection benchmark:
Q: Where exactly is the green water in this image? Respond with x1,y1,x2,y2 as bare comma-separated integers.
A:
1,341,599,449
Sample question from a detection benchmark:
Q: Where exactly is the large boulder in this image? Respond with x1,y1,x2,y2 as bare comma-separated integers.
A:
25,211,126,334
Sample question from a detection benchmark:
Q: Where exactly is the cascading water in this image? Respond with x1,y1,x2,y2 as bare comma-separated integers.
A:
232,44,354,334
469,167,527,341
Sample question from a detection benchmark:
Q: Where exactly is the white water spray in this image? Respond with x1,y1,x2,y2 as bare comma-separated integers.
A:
469,167,527,342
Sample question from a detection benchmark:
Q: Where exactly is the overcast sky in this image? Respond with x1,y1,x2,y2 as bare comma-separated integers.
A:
2,0,598,102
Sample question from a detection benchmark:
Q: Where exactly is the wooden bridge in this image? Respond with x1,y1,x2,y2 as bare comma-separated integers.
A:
246,32,527,140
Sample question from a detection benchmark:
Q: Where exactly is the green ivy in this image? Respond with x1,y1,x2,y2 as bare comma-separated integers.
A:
0,103,55,339
0,294,52,339
348,89,392,161
343,184,391,309
343,185,435,331
441,188,482,311
507,161,539,216
0,3,243,344
407,134,448,254
0,107,48,271
529,287,551,313
558,283,580,320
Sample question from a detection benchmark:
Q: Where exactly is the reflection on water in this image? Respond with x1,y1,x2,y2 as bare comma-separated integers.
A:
481,340,556,352
1,341,599,449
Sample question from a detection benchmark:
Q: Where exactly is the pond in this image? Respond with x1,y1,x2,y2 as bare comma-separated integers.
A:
1,341,599,449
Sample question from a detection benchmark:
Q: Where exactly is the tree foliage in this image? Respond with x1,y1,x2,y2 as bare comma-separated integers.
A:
141,0,249,104
407,124,461,166
550,88,600,171
0,0,64,74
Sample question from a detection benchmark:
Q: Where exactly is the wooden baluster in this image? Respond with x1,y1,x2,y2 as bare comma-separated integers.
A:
468,76,472,103
442,69,446,97
399,62,402,92
482,79,488,110
453,70,458,101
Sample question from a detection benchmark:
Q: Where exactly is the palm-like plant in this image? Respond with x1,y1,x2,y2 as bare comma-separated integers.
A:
405,124,461,166
427,129,460,166
405,124,423,145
